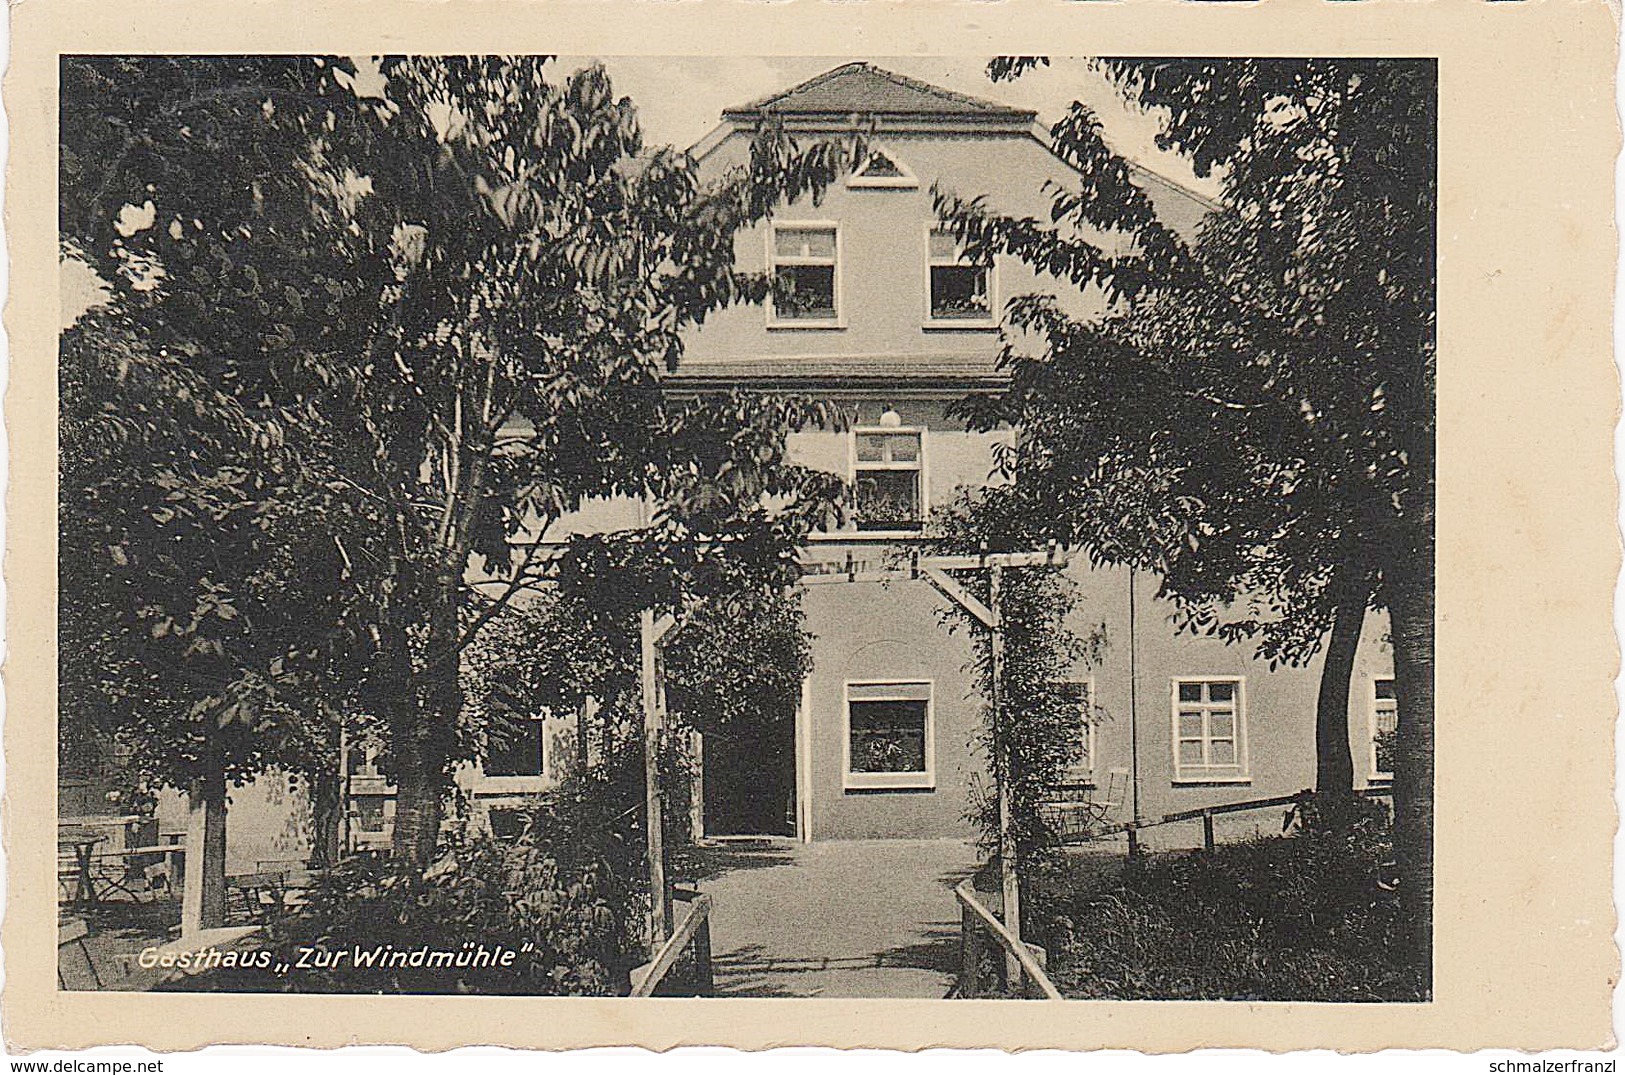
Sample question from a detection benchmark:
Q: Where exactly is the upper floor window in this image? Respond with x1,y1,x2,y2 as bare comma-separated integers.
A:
1370,677,1398,782
1171,677,1249,784
849,148,917,189
769,222,841,327
346,742,387,780
853,428,924,531
927,228,995,327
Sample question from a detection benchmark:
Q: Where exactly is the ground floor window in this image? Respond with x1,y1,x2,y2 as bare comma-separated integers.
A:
353,795,390,834
844,681,934,790
484,714,548,777
1058,679,1097,781
1370,676,1398,781
1171,677,1249,783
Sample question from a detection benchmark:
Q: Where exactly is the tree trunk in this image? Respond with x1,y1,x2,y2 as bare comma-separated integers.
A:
1389,542,1435,996
576,696,592,777
181,761,228,935
389,729,447,869
1314,576,1367,801
602,690,621,765
377,623,451,869
309,764,343,868
385,557,471,870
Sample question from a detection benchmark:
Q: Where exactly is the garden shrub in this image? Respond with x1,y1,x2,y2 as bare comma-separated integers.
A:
174,781,652,995
1036,794,1424,1001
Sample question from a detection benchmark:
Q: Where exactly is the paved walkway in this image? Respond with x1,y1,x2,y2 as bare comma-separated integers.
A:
693,838,979,998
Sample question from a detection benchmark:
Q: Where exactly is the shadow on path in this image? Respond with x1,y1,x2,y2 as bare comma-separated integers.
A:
699,839,977,999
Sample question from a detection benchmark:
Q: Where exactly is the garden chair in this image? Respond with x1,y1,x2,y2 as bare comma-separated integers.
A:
1039,767,1130,844
256,860,316,912
228,864,310,923
225,871,285,924
57,916,103,990
139,861,172,902
57,851,82,903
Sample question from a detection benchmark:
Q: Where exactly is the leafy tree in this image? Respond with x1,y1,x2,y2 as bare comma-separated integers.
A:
59,307,379,864
62,55,849,869
940,58,1435,984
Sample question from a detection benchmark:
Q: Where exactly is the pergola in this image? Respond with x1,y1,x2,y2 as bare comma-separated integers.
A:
175,540,1071,992
638,543,1070,983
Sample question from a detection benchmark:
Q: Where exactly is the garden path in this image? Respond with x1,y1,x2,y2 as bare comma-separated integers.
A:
691,838,978,999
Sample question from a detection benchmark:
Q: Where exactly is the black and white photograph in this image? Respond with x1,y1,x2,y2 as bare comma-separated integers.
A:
52,52,1439,1004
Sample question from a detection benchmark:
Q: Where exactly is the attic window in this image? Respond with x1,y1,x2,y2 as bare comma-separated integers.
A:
849,148,918,189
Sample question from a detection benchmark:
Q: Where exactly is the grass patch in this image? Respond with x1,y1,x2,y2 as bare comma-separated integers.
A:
1032,808,1425,1001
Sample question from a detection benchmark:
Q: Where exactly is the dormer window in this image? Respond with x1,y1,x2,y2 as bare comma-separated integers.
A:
926,227,996,328
849,148,918,189
769,222,842,327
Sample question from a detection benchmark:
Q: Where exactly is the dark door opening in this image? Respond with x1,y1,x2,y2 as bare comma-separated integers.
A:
702,702,797,838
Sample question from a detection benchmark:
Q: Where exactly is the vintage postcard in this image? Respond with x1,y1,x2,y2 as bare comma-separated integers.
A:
3,0,1618,1054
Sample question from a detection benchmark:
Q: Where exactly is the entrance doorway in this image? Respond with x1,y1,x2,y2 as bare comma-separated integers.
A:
703,700,797,838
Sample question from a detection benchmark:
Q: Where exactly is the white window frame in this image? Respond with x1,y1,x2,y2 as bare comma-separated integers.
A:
350,794,395,844
347,743,386,780
1060,678,1097,782
843,680,936,791
767,220,844,329
923,223,998,330
1369,676,1397,783
848,146,918,189
1170,676,1250,785
849,426,929,534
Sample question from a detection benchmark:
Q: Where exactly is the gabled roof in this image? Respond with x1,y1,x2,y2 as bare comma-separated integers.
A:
723,62,1037,122
690,61,1218,229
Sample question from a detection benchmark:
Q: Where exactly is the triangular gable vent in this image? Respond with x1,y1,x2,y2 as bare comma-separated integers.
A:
849,147,918,189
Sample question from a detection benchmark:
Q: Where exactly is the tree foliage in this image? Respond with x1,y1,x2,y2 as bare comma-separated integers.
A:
59,309,375,793
945,58,1433,663
61,55,853,866
942,56,1435,984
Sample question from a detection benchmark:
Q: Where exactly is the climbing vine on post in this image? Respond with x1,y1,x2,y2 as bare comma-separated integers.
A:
929,491,1103,935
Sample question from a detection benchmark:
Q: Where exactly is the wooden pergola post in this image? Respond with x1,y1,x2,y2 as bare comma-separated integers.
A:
900,548,1065,988
641,608,677,946
987,561,1022,985
688,730,706,843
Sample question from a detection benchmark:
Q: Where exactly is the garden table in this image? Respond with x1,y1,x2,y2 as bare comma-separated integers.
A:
56,828,108,907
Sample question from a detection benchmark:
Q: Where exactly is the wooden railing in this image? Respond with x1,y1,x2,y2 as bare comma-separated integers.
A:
952,879,1062,1000
1082,786,1395,854
1153,785,1394,852
628,890,714,997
